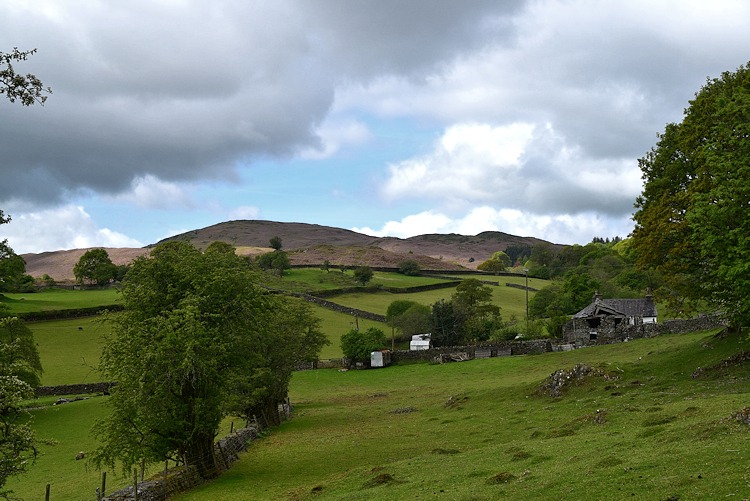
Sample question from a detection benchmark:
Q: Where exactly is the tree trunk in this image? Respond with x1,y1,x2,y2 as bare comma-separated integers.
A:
184,432,219,479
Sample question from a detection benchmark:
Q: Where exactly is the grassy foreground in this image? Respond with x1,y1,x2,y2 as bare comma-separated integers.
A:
169,328,750,500
9,328,749,500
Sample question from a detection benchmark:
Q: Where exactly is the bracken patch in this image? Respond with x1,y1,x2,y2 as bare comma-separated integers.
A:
486,472,516,485
362,473,398,489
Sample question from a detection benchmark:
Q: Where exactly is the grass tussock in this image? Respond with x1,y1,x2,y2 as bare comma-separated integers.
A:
486,471,516,484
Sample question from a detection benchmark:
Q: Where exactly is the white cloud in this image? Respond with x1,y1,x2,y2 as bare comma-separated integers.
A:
3,205,144,254
228,205,261,220
356,206,634,245
113,175,195,209
299,118,373,159
381,122,641,216
383,122,535,206
353,211,452,238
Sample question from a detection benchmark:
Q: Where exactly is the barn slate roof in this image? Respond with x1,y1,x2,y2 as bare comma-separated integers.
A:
573,295,657,319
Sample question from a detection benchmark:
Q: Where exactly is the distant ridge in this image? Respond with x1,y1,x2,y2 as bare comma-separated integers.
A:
155,220,377,249
23,220,564,281
157,220,563,269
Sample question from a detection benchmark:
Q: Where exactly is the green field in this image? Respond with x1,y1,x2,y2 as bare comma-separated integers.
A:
30,317,108,385
328,281,538,320
22,278,740,501
12,328,749,500
0,288,121,314
24,275,528,372
169,328,747,500
172,328,748,500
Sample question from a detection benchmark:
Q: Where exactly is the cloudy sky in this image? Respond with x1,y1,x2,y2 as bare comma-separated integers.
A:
2,0,749,254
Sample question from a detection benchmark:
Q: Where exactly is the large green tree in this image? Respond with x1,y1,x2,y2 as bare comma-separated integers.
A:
73,248,117,285
0,317,43,497
632,62,750,329
386,300,431,341
477,251,512,273
92,241,323,479
230,297,327,428
353,266,374,286
0,51,49,496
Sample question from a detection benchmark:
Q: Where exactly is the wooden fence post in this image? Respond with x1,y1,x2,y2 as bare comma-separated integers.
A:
133,468,138,501
101,470,107,498
217,441,228,471
163,460,169,499
45,484,50,501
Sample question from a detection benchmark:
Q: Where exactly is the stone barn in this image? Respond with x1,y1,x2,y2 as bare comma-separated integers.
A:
563,292,657,346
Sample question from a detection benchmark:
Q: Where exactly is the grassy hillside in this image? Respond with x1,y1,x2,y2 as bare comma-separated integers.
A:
171,328,749,500
11,328,749,500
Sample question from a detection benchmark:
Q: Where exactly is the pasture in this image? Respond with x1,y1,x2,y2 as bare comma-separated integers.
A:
328,280,539,320
167,328,750,500
31,317,107,385
0,288,120,314
13,328,749,500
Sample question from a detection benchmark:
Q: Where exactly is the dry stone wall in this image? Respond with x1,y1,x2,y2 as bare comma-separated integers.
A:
102,427,260,501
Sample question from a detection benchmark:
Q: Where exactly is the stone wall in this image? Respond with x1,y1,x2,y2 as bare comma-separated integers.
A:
389,339,551,363
35,381,116,397
102,427,260,501
563,314,725,346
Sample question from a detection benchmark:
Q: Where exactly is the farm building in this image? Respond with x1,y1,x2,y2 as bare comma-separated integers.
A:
563,292,657,345
410,333,432,350
370,350,391,368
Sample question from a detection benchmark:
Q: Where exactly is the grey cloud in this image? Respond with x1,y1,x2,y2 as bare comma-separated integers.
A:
0,0,529,207
296,0,524,79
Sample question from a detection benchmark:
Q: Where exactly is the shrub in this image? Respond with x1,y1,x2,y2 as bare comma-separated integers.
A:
340,327,387,364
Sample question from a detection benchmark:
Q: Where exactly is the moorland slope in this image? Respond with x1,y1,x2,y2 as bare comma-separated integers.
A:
22,220,563,281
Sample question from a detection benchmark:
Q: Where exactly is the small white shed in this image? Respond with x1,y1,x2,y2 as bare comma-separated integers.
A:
370,350,391,368
410,333,432,351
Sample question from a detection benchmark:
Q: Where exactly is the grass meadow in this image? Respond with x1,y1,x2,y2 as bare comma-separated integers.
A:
329,280,538,320
13,275,741,500
170,328,750,500
0,288,120,314
31,317,107,385
10,327,750,500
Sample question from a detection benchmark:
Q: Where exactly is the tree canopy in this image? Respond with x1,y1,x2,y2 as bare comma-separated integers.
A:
398,260,421,276
0,48,51,107
386,300,431,341
353,266,374,286
0,212,29,293
256,250,290,277
73,248,117,285
269,236,283,251
0,316,42,497
632,62,750,328
477,251,511,272
340,327,387,364
430,279,501,346
92,241,325,479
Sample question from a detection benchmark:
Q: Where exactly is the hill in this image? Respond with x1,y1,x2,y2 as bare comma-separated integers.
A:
159,220,563,268
22,220,563,281
22,247,150,283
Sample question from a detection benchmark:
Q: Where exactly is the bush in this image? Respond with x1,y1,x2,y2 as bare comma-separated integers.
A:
398,260,421,276
340,327,387,364
353,266,373,285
